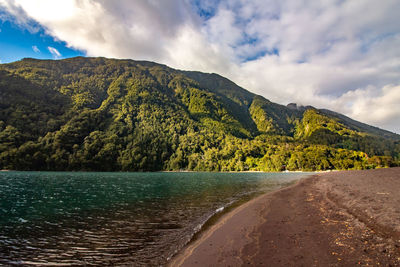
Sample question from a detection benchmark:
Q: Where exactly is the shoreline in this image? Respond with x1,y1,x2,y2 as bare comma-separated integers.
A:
166,176,304,264
168,177,309,266
1,170,320,174
169,168,400,266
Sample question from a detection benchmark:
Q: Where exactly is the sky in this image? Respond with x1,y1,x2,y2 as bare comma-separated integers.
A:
0,0,399,133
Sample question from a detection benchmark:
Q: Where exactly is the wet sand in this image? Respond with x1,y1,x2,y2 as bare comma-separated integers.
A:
169,168,400,266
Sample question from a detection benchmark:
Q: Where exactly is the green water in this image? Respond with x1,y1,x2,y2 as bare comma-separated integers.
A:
0,171,311,266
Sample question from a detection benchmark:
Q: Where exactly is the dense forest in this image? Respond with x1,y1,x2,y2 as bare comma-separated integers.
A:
0,57,399,171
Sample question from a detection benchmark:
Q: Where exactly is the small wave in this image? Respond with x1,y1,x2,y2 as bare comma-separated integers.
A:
215,206,224,213
21,261,75,266
167,200,241,263
18,218,28,223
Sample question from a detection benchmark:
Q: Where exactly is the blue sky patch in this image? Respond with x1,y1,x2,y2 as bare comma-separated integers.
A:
0,19,83,63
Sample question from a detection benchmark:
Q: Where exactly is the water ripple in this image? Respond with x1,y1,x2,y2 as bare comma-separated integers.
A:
0,171,309,266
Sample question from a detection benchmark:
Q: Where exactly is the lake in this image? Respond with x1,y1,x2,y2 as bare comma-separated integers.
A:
0,171,311,266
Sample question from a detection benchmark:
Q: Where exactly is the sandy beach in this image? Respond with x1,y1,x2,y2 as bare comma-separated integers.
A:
169,168,400,266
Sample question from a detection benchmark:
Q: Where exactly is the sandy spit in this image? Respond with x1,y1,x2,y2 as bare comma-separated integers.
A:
169,168,400,266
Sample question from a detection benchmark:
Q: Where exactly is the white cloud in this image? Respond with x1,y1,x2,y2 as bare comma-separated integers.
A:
0,0,198,61
1,0,400,133
47,46,61,59
0,0,40,32
332,85,400,132
32,45,40,53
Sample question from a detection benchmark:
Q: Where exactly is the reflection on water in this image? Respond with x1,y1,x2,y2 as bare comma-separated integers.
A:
0,171,310,266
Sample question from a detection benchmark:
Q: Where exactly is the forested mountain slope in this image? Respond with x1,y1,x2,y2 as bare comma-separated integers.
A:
0,57,399,171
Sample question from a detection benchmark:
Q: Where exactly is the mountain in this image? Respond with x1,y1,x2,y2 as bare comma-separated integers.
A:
0,57,399,171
